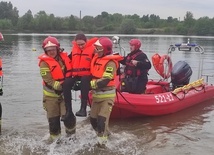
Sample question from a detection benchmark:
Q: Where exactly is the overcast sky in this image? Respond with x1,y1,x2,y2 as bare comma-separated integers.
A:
5,0,214,20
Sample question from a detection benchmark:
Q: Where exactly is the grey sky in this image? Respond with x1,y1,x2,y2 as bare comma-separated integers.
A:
5,0,214,20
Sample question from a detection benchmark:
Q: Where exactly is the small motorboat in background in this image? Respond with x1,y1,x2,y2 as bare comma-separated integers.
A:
174,38,200,52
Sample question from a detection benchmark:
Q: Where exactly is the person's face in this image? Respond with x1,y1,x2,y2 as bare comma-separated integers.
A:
130,44,136,52
45,46,58,58
94,45,104,57
76,39,86,50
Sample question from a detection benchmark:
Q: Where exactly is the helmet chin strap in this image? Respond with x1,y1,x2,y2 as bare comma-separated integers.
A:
97,52,104,57
54,54,60,60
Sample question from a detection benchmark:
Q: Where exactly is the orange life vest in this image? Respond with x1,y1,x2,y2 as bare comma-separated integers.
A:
38,52,72,82
91,54,123,87
71,37,98,76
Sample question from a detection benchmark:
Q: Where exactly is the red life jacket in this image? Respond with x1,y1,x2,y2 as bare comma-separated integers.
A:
71,37,98,76
91,54,123,87
38,52,72,82
125,51,143,76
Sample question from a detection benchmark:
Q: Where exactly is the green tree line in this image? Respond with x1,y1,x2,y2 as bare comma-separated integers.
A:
0,1,214,36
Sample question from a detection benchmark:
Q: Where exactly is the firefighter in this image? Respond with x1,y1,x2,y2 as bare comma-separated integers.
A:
90,37,123,147
38,36,76,143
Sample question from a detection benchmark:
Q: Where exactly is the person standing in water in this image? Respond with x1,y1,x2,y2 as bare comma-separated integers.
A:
38,36,76,143
90,37,123,147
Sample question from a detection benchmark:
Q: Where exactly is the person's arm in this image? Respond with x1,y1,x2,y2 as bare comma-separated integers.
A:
119,56,127,65
39,61,62,91
91,61,117,89
136,53,151,70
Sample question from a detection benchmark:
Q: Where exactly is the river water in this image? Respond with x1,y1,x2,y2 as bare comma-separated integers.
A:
0,33,214,155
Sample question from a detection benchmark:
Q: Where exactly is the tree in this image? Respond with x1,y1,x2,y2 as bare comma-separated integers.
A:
119,19,136,34
184,11,195,34
67,15,77,30
82,15,95,32
0,19,13,29
194,17,212,35
110,13,123,27
34,11,49,31
17,10,34,30
0,1,19,26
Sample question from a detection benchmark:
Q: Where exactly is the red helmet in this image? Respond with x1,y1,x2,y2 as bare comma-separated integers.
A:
94,37,113,55
129,39,141,50
42,36,60,50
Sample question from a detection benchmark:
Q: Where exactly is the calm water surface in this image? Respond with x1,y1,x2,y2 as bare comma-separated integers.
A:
0,34,214,155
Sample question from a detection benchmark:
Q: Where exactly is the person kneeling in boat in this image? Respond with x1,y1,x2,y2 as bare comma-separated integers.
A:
90,37,123,147
38,36,76,143
120,39,151,94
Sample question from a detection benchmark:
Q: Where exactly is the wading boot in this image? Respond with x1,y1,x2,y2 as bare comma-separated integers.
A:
75,99,87,117
65,115,76,136
61,102,73,121
97,135,108,148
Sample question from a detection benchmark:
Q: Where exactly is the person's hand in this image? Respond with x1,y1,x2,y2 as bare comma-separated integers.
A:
131,60,138,66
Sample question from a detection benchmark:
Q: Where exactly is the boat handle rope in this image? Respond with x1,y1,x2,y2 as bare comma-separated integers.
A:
172,85,205,100
171,91,186,100
116,89,136,108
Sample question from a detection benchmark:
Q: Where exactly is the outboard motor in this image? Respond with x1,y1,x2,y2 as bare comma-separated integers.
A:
171,61,192,89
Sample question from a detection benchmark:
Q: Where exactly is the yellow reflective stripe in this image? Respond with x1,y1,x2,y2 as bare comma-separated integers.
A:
98,136,108,144
40,72,46,76
53,81,60,90
40,67,50,71
50,134,61,141
106,67,113,71
65,126,76,134
90,80,97,89
100,136,108,141
43,90,60,97
40,67,50,76
103,72,113,79
103,67,114,79
92,93,116,98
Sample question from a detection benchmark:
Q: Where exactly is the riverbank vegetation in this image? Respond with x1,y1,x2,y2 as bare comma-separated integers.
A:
0,1,214,36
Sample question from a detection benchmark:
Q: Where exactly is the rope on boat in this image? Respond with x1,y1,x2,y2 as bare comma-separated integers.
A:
171,78,205,100
116,89,136,108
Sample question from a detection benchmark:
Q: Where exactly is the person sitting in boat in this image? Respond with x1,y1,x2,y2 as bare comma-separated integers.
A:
120,39,151,94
